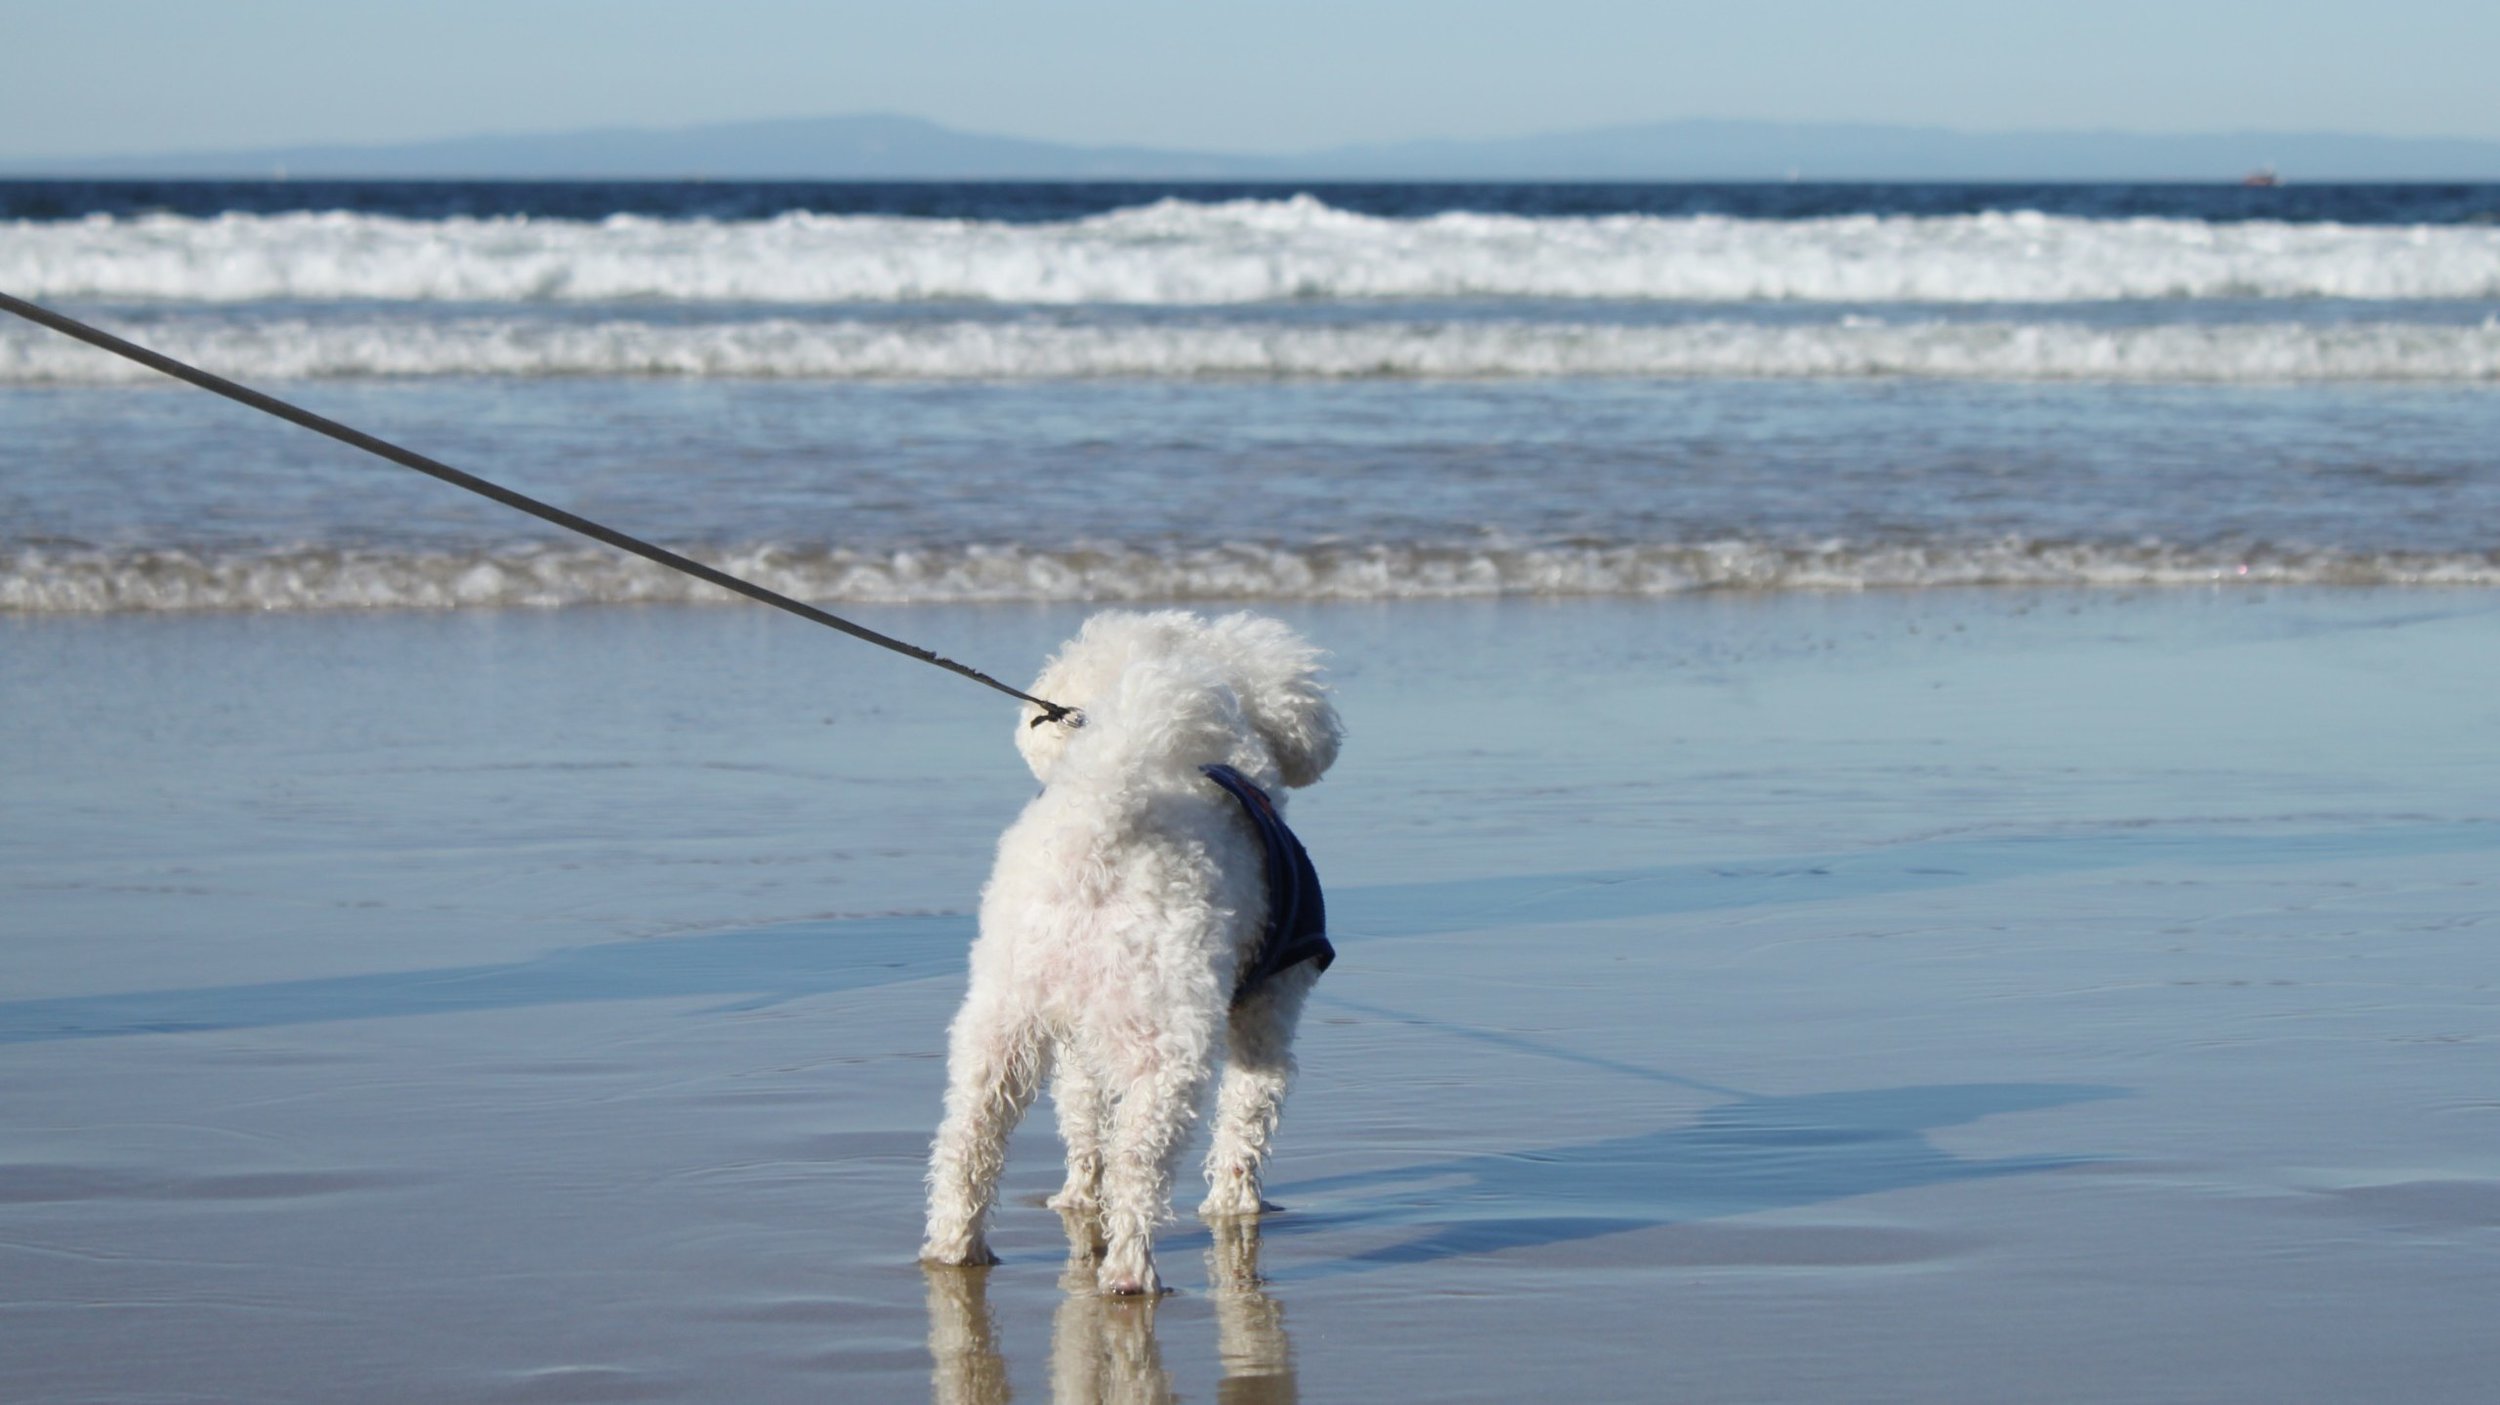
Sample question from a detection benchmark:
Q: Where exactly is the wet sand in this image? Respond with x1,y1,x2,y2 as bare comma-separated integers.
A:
6,590,2499,1402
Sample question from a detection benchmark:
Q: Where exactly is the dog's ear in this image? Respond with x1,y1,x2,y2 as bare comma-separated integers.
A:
1015,699,1075,784
1012,609,1200,785
1206,613,1342,788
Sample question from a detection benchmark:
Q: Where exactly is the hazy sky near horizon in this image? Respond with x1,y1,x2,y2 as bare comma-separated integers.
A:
5,0,2496,161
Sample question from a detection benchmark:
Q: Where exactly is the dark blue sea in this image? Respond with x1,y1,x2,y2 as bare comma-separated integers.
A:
9,177,2500,224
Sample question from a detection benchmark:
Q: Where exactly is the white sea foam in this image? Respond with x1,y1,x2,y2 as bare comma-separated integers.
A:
10,314,2499,383
9,540,2496,614
11,200,2500,305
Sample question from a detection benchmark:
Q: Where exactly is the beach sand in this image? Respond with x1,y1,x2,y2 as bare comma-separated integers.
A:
5,589,2498,1402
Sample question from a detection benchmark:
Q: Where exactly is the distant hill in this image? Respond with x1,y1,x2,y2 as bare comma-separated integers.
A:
1294,119,2500,182
13,113,1266,181
15,112,2500,182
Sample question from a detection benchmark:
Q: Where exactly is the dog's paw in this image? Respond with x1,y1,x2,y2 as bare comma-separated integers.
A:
1045,1186,1101,1216
1198,1170,1270,1219
1098,1243,1164,1297
1098,1267,1165,1297
918,1235,1000,1269
1226,1198,1284,1216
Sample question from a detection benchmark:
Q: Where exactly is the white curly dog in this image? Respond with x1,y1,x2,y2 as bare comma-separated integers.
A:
920,610,1342,1295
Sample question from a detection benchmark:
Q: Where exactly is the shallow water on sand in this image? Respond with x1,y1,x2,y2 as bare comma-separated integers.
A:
5,591,2499,1402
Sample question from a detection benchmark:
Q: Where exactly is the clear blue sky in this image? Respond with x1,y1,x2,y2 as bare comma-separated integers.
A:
6,0,2495,160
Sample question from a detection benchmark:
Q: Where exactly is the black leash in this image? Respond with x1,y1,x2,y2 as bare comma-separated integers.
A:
1,291,1075,725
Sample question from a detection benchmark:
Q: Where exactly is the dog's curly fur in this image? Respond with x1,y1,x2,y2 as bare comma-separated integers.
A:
920,610,1343,1295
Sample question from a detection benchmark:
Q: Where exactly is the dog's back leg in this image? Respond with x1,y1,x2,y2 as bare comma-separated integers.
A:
1094,1022,1217,1295
1046,1047,1111,1224
922,997,1050,1267
1201,962,1317,1218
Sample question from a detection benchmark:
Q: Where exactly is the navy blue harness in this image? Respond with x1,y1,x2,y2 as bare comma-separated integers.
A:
1200,764,1334,1004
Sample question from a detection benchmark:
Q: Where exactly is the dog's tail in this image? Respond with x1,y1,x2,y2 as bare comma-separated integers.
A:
1051,656,1244,796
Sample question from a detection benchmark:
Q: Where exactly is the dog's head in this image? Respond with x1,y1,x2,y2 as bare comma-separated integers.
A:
1015,610,1343,791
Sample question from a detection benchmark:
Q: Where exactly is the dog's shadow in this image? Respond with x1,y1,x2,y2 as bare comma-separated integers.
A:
1257,1080,2122,1280
926,1215,1297,1405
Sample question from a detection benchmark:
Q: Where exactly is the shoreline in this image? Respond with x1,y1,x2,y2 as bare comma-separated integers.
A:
7,589,2499,1402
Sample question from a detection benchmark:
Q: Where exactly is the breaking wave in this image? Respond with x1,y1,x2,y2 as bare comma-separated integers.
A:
13,200,2500,305
11,314,2500,383
10,539,2497,614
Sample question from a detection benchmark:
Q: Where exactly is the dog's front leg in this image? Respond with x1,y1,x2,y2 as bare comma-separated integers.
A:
1046,1051,1110,1221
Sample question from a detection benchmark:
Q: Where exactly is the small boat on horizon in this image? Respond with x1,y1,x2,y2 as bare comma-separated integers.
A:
2242,166,2280,187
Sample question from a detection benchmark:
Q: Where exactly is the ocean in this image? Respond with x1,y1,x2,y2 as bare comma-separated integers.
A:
5,179,2497,613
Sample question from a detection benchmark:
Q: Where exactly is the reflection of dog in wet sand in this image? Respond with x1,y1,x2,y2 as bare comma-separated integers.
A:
925,1215,1297,1404
920,611,1342,1295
